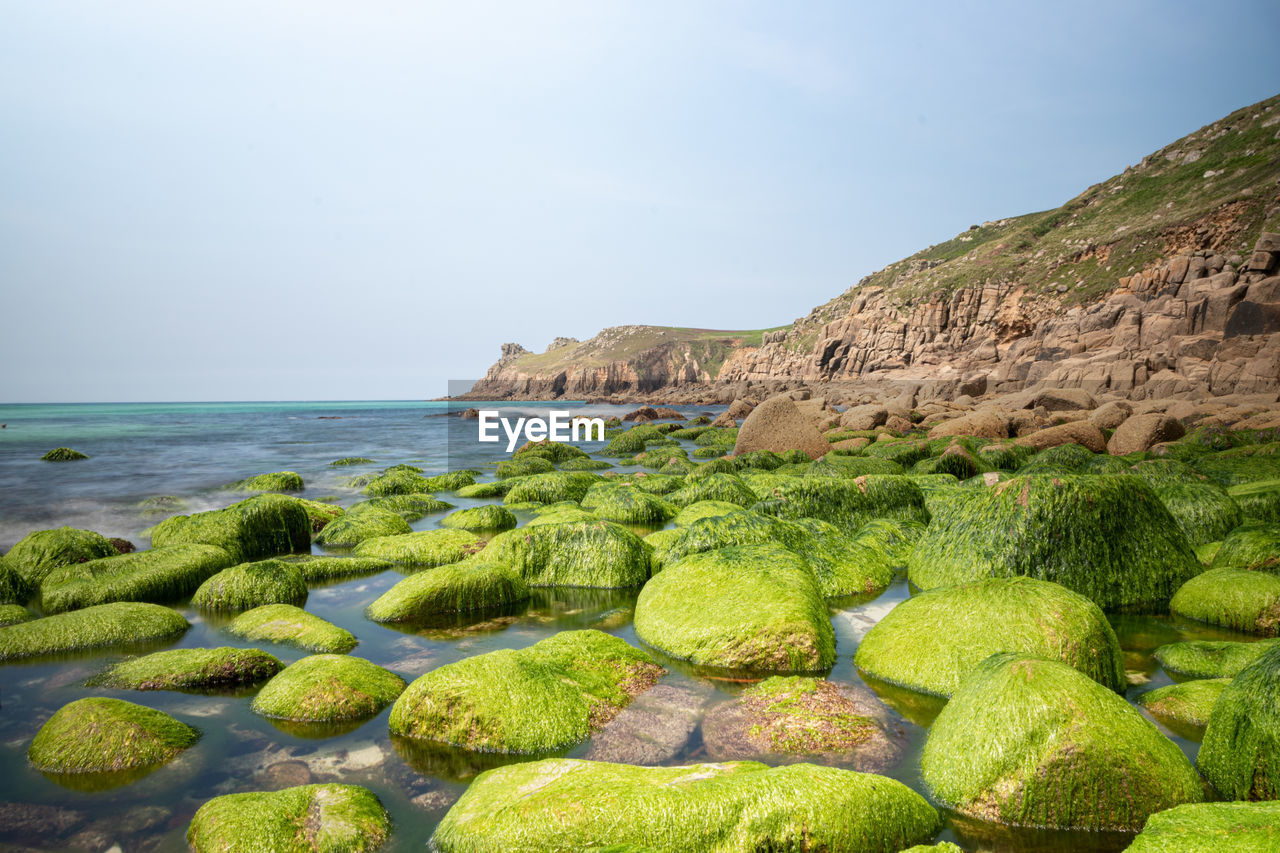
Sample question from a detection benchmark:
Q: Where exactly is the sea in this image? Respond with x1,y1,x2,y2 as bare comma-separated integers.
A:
0,401,1241,851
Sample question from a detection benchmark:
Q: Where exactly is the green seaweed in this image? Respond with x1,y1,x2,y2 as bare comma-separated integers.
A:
314,505,412,548
5,526,120,586
225,604,356,654
475,521,650,588
87,646,283,691
190,558,308,612
226,471,304,492
1197,641,1280,800
29,697,199,773
0,601,189,660
353,529,485,567
367,561,529,622
1170,568,1280,636
1211,523,1280,572
439,505,517,532
41,447,89,461
188,784,391,853
754,475,929,533
1126,801,1280,852
1153,639,1280,679
41,545,233,614
580,483,677,524
252,654,406,722
502,471,602,505
1137,678,1231,732
150,494,312,564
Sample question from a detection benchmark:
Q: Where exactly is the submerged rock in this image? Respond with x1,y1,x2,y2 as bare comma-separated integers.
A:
475,520,650,588
1170,567,1280,636
4,526,120,587
88,646,283,691
389,629,662,754
0,601,189,660
855,577,1126,697
29,697,199,774
40,447,89,461
151,494,311,564
225,604,356,654
583,682,712,765
439,505,517,532
253,655,406,722
366,562,529,623
1197,641,1280,800
433,759,940,852
188,784,391,852
1126,800,1280,851
190,558,308,612
353,529,484,567
921,654,1203,830
39,544,232,613
314,505,411,548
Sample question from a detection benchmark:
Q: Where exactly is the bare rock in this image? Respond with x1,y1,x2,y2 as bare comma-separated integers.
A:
1107,413,1187,455
1014,421,1107,453
840,404,888,431
884,414,914,433
710,411,736,428
0,804,87,843
624,406,659,422
1225,301,1280,338
733,394,830,460
584,683,712,765
1089,400,1133,430
652,407,684,420
727,399,755,419
928,410,1008,440
1030,388,1097,412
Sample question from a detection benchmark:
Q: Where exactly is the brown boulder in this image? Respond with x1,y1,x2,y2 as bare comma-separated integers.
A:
830,437,871,452
841,404,889,431
711,412,736,428
624,406,659,422
653,407,684,420
1014,421,1107,453
1089,400,1133,430
727,399,755,420
928,410,1008,440
884,414,914,433
1029,388,1097,412
733,394,830,460
1106,413,1186,455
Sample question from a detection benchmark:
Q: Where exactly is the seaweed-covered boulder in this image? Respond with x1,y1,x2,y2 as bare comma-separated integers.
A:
0,602,189,660
0,603,33,625
908,475,1201,612
634,544,835,672
293,498,344,532
525,502,599,526
39,545,233,614
666,472,759,508
1137,679,1231,734
475,521,650,588
190,559,308,612
420,471,478,492
848,517,926,571
1154,639,1280,679
5,527,120,586
0,559,34,605
225,604,356,654
226,471,304,492
502,471,600,505
581,483,676,525
433,759,940,853
754,476,929,533
855,577,1126,697
1229,479,1280,524
1211,523,1280,572
88,647,283,691
1126,801,1280,852
362,468,433,496
29,697,199,774
314,505,411,548
1197,642,1280,800
1171,568,1280,636
188,784,391,852
807,454,905,478
366,562,529,622
330,457,375,467
252,655,405,722
390,630,662,753
672,500,741,526
41,447,89,461
353,529,484,568
288,555,395,584
357,494,453,521
921,654,1203,830
701,676,905,771
151,495,311,564
495,456,555,478
439,505,517,532
1152,481,1243,547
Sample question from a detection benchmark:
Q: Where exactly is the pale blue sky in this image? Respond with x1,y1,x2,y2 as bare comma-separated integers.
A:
2,1,1277,402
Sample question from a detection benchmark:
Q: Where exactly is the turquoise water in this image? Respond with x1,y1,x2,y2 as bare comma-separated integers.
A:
0,402,1250,851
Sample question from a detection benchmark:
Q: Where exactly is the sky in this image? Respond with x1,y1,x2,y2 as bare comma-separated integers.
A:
1,1,1278,402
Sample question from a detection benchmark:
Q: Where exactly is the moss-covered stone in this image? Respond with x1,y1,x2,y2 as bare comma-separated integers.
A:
291,498,344,533
41,447,88,461
188,784,391,853
1154,639,1280,679
1137,678,1231,733
1126,801,1280,852
807,455,906,478
226,471,304,492
88,647,283,691
352,529,485,567
1197,641,1280,800
671,500,740,525
495,456,555,478
921,653,1203,831
475,521,650,588
908,475,1201,612
694,426,738,446
525,502,599,526
29,697,199,774
856,577,1126,697
634,543,835,672
357,494,454,521
691,445,728,458
1151,481,1243,547
433,759,940,853
362,468,432,496
287,555,395,584
0,559,33,605
0,601,189,660
439,505,517,532
558,457,613,471
848,517,926,571
666,472,759,508
1171,568,1280,636
420,471,478,492
225,604,356,654
4,526,120,586
314,505,412,547
330,457,375,466
634,445,688,470
367,562,529,622
40,545,233,614
754,475,929,533
0,603,33,625
1211,523,1280,572
151,494,311,564
252,654,405,722
623,473,686,495
190,559,308,612
1228,479,1280,524
513,439,590,463
581,483,676,524
390,630,662,753
455,480,514,499
502,471,601,505
600,426,664,456
684,458,739,480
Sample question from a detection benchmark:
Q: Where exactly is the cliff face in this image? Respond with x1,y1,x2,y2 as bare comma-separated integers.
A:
467,95,1280,403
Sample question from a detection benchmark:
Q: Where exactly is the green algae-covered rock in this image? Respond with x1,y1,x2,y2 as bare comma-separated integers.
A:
5,526,120,586
1126,801,1280,852
0,603,33,625
293,498,344,533
39,544,232,614
808,454,906,478
287,555,395,584
439,504,517,532
672,500,741,526
225,604,356,654
502,471,601,505
188,784,391,853
514,439,591,462
0,559,34,605
634,543,835,672
623,473,686,495
352,528,484,567
88,646,283,691
41,447,89,461
1170,568,1280,636
151,494,311,564
558,457,613,471
495,455,555,478
433,759,940,853
1137,678,1231,733
525,502,599,526
357,493,454,521
855,577,1126,697
330,457,375,467
684,457,739,480
190,558,308,612
1152,481,1242,547
601,426,663,456
908,475,1200,612
0,601,189,660
755,475,929,532
848,517,926,571
1229,479,1280,524
1154,639,1280,679
581,483,676,524
476,520,650,588
1211,523,1280,572
1197,642,1280,800
366,562,529,623
390,629,662,753
314,505,411,548
420,471,478,492
921,653,1203,831
29,697,199,774
362,468,433,496
666,472,759,508
226,470,304,492
252,655,406,722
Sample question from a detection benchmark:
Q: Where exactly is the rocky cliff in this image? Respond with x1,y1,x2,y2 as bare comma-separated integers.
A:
466,95,1280,404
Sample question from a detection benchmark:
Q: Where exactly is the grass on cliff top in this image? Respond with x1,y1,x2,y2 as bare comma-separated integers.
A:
499,325,786,374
